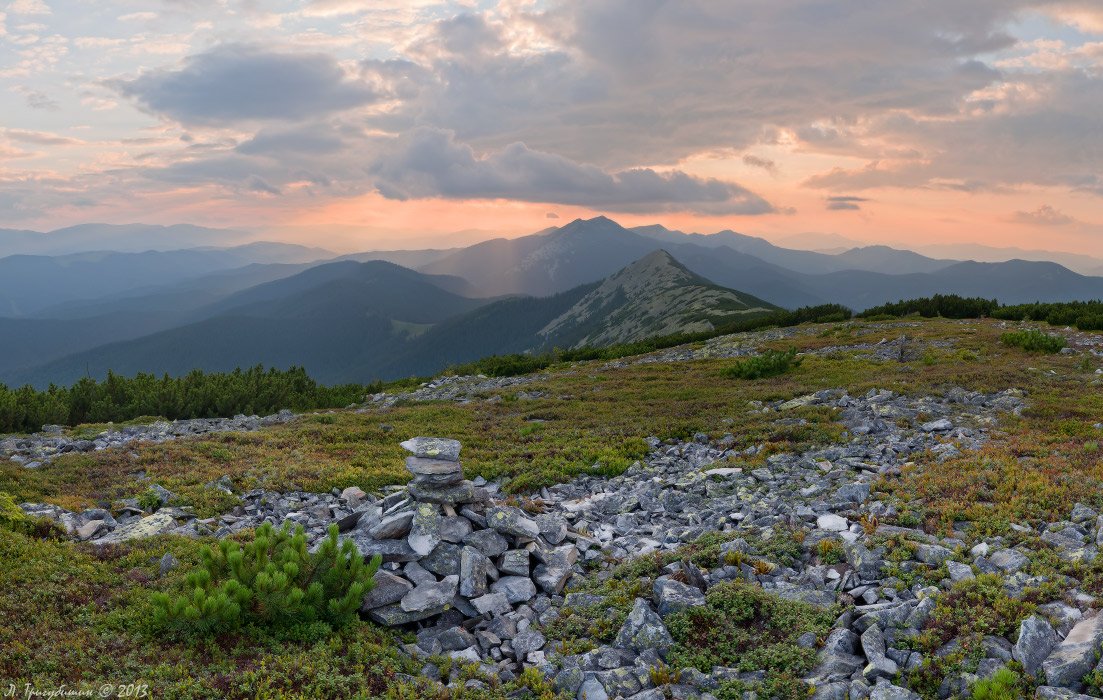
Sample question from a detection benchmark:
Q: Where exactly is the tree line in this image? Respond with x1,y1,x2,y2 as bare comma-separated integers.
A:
859,294,1103,331
0,366,376,434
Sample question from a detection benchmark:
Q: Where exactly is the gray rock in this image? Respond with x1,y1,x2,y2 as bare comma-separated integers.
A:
93,513,176,544
577,677,609,700
1014,615,1058,676
914,544,954,565
614,598,673,658
459,546,491,598
1035,687,1099,699
861,625,899,680
920,419,953,432
370,511,414,539
405,456,463,485
400,437,461,462
408,481,488,505
401,575,458,613
990,548,1030,574
512,629,546,656
486,506,541,539
361,570,414,610
491,576,537,604
533,545,577,594
463,529,509,558
470,591,512,616
367,601,450,625
1042,612,1103,690
837,482,872,503
421,542,463,576
408,503,443,556
946,560,974,582
499,549,530,577
817,513,849,532
869,684,920,700
440,516,473,543
653,577,705,617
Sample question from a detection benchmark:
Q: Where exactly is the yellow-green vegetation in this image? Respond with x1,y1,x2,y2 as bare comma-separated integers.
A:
970,667,1027,700
666,581,836,700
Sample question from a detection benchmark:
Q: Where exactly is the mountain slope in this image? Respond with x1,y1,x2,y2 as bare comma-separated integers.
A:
419,217,662,296
634,225,953,275
0,223,254,257
539,251,780,348
6,261,493,387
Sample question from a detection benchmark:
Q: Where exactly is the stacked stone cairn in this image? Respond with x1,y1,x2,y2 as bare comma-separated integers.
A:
353,437,579,674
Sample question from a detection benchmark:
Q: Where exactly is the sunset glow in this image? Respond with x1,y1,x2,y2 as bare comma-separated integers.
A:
1,1,1101,254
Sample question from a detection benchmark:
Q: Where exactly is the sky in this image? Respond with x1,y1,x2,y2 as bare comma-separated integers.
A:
0,0,1101,253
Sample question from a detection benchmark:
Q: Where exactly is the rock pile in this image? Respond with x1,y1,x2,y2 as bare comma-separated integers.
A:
347,437,583,677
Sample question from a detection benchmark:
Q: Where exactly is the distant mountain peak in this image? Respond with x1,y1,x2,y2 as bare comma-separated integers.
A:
538,250,777,348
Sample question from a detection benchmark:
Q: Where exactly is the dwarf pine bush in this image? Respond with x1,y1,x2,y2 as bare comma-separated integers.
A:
152,522,380,639
1000,328,1066,353
724,348,802,380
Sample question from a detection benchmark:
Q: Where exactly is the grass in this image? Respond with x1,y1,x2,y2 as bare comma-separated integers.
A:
2,316,1102,696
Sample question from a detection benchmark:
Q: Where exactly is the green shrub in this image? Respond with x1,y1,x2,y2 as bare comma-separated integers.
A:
971,667,1025,700
724,348,802,379
1000,329,1066,353
151,522,380,639
0,492,28,532
137,488,163,512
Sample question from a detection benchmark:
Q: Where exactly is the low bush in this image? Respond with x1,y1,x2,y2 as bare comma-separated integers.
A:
666,580,835,700
151,522,380,640
724,348,802,379
1000,329,1067,353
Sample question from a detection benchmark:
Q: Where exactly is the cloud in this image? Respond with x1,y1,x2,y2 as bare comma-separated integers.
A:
13,85,58,110
1,128,81,145
1011,204,1078,226
545,212,559,219
825,195,869,211
113,44,381,125
8,0,50,15
742,154,777,173
369,128,776,215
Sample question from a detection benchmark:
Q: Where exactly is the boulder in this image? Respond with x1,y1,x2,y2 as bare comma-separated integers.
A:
614,598,673,658
1014,615,1058,676
1042,612,1103,690
400,437,462,462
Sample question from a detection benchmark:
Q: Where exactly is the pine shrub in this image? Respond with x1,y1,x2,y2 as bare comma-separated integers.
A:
1000,329,1066,353
151,522,380,639
724,348,802,380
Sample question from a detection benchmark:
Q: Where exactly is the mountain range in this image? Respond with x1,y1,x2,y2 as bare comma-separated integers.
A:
3,216,1103,387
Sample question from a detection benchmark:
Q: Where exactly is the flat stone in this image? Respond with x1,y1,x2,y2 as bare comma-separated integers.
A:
1042,612,1103,690
408,481,488,505
361,571,414,610
405,456,463,485
440,516,473,543
421,542,463,576
1035,687,1099,699
914,544,954,565
817,514,849,532
400,437,461,461
990,548,1030,574
836,483,871,503
869,684,921,700
499,549,530,577
470,592,512,616
512,629,545,656
921,418,953,432
401,575,458,613
367,601,450,625
369,511,414,539
463,529,510,558
353,537,421,563
861,625,898,680
491,576,537,604
75,519,107,540
486,506,541,539
93,513,176,544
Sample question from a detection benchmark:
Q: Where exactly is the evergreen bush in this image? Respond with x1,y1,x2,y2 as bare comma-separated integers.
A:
724,348,802,380
1000,329,1066,353
151,522,380,639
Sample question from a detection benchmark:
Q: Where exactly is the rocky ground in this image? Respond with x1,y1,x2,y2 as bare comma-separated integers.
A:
0,410,296,468
23,370,1103,699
